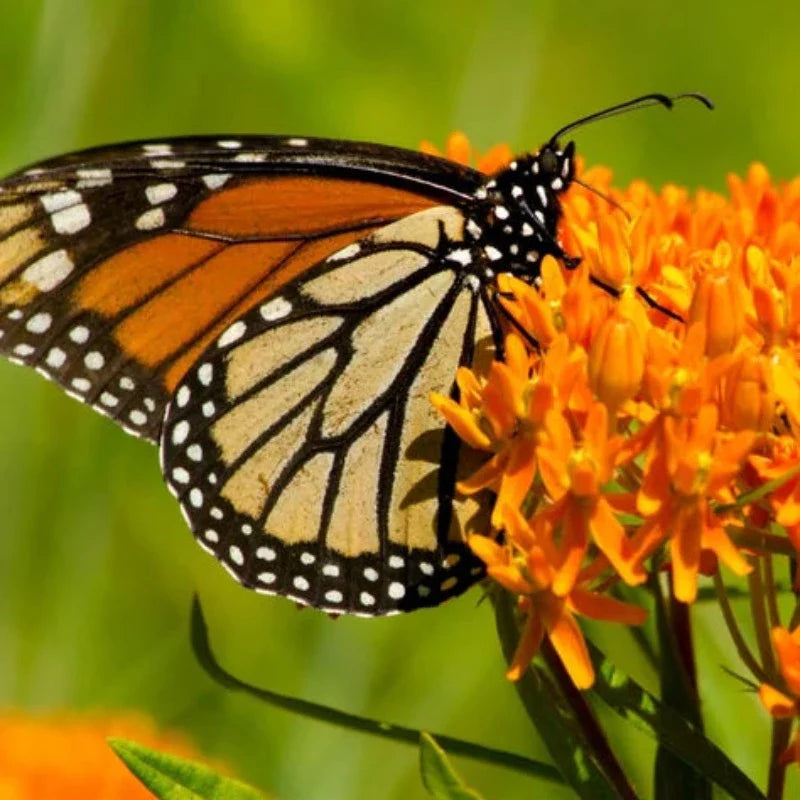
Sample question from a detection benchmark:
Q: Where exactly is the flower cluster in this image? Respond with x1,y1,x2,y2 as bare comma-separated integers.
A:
428,134,800,697
0,710,199,798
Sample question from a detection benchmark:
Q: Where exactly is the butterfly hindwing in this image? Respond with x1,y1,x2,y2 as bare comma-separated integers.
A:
0,136,480,441
160,206,494,615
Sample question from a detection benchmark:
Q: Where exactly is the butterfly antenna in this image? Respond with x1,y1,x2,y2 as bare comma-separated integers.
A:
549,92,714,145
573,177,632,221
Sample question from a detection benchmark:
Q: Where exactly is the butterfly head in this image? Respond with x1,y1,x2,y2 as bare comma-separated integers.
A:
466,140,577,276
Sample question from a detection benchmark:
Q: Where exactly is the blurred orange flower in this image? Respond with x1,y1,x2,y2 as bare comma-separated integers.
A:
0,710,200,799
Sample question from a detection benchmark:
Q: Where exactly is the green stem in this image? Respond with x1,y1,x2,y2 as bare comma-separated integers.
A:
766,718,792,800
748,558,777,679
190,597,562,784
729,527,795,557
764,554,782,630
713,571,768,683
540,639,638,800
667,574,698,697
493,591,631,799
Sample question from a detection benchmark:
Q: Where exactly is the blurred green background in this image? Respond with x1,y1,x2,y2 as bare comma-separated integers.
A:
0,1,798,798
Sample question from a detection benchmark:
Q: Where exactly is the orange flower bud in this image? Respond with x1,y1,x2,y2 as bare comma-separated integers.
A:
588,313,644,411
688,268,745,357
722,352,775,431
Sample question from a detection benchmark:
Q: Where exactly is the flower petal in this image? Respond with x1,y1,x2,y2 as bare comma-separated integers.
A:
506,609,545,681
546,606,595,689
758,683,799,718
568,587,648,625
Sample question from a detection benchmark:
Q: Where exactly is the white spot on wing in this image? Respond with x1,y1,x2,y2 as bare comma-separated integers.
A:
145,183,178,205
388,582,406,600
233,153,265,163
84,351,105,370
143,143,173,156
136,208,166,230
172,467,190,484
150,159,186,170
22,250,74,291
172,420,190,445
197,363,213,385
218,320,246,347
69,325,89,344
51,203,91,234
76,168,112,188
41,190,81,213
202,173,231,189
260,297,292,321
25,312,52,333
45,347,66,368
129,409,147,426
175,385,190,406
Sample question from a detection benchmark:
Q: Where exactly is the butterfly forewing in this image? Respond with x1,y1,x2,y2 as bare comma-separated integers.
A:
160,206,493,615
0,136,479,442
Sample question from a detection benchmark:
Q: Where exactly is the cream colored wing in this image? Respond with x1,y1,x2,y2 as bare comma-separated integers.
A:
160,205,495,616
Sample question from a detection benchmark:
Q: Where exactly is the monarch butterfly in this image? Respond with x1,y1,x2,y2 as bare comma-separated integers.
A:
0,92,710,616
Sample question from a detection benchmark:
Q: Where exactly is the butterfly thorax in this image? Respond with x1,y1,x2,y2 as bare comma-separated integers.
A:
463,141,577,281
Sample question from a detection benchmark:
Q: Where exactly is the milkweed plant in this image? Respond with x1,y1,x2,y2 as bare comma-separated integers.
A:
15,135,800,800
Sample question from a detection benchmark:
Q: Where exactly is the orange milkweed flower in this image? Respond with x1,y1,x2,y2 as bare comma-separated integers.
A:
0,710,204,799
588,311,645,414
470,506,647,688
632,403,755,602
427,132,800,688
759,625,800,767
431,331,589,529
534,401,638,595
750,436,800,563
688,267,746,358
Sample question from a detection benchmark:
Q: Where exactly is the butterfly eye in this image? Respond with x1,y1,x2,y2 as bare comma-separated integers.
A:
539,148,559,176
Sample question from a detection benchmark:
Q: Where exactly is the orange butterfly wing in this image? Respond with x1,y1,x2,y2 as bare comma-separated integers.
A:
0,136,479,440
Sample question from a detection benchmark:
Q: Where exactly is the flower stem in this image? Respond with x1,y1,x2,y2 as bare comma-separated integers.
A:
748,557,777,678
492,591,635,799
667,573,698,696
713,571,769,683
539,639,639,800
767,717,792,800
764,553,782,630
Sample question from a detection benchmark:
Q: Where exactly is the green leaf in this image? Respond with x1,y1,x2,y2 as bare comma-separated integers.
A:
109,738,265,799
650,576,711,800
493,591,626,800
189,596,562,786
587,642,765,800
419,733,485,800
